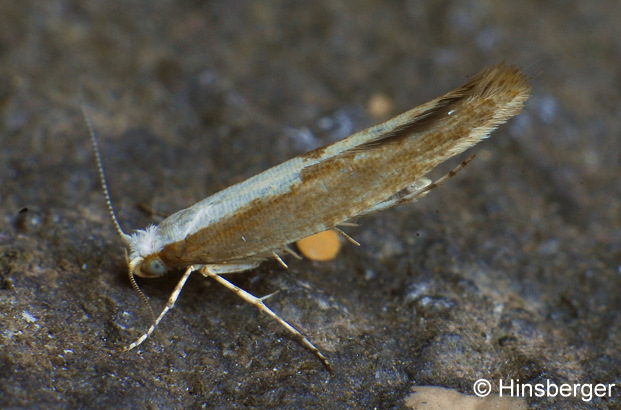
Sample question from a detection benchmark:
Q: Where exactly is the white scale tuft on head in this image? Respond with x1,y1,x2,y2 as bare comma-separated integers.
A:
127,225,164,260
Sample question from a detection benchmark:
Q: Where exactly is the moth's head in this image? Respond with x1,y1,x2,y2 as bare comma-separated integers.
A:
125,225,169,278
128,254,169,278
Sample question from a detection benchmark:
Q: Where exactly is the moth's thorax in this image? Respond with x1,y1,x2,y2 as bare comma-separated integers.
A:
127,225,164,261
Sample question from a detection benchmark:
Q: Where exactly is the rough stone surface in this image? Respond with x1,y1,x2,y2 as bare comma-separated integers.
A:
1,1,619,408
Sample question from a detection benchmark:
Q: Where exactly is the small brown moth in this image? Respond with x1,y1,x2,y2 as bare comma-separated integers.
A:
84,63,530,373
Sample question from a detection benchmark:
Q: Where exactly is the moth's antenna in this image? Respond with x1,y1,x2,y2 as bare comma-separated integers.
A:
128,265,156,324
81,102,156,326
81,104,131,245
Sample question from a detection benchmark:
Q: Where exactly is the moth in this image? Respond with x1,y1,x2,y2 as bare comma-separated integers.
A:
84,63,530,374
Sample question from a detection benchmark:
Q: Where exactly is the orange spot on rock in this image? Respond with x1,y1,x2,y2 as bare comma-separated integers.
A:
296,230,341,261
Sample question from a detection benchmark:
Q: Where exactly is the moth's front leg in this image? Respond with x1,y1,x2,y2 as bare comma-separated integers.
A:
124,265,195,351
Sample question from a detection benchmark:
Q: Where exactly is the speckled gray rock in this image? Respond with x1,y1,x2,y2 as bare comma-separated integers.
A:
1,1,619,408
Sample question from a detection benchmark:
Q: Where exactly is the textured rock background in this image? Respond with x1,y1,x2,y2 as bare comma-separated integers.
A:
1,1,619,408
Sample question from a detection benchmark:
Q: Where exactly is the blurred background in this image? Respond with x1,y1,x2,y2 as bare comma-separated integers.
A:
1,1,619,408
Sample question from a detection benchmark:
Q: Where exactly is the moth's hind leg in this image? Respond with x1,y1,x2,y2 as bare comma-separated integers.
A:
358,154,477,217
198,265,334,374
418,154,477,197
358,177,432,217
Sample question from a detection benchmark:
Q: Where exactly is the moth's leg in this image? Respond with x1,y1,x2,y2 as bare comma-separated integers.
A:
357,177,431,217
283,246,303,260
123,265,195,351
416,154,476,197
205,262,262,275
332,227,360,246
358,154,476,217
198,265,334,374
271,250,288,268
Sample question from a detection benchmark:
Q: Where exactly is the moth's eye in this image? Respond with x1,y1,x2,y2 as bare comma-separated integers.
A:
139,258,168,278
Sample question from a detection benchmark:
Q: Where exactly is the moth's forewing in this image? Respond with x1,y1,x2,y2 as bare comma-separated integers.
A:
155,64,530,269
